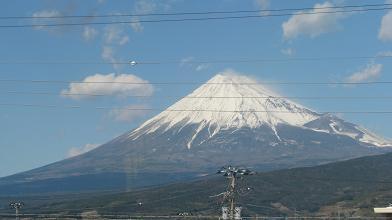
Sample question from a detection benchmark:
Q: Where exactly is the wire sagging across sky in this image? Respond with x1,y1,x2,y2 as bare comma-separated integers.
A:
0,4,391,28
1,103,392,114
3,91,392,100
0,54,391,66
1,79,392,85
1,3,391,20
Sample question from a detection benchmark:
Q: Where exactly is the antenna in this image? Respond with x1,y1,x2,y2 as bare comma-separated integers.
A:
217,165,255,220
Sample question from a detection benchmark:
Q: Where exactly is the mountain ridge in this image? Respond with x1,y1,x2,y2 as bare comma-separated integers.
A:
4,152,392,217
1,71,391,195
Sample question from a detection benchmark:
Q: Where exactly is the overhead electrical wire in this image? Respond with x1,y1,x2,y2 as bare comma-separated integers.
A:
3,91,392,100
0,54,391,65
0,6,389,115
0,7,391,28
0,103,391,114
1,79,392,85
0,213,220,219
1,3,391,20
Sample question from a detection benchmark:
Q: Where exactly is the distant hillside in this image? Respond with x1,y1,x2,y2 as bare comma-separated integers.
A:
2,152,392,218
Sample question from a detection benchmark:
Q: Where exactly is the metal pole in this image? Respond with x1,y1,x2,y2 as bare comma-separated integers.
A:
9,202,23,220
15,206,19,220
230,175,235,219
217,166,254,220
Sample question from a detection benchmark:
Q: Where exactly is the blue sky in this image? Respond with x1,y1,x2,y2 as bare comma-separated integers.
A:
0,0,392,177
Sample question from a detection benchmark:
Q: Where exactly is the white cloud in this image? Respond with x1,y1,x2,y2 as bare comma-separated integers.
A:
101,25,130,70
82,26,98,41
67,143,99,158
180,56,194,66
379,10,392,41
254,0,269,8
32,10,62,31
101,46,115,62
130,17,144,32
119,37,129,45
61,73,154,100
130,1,157,32
179,56,209,71
32,9,99,39
130,0,177,32
282,1,346,39
377,51,392,56
109,104,148,122
103,25,129,45
134,0,157,14
254,0,270,15
32,9,61,18
346,63,383,83
281,48,295,56
196,64,209,71
179,56,195,69
101,46,124,70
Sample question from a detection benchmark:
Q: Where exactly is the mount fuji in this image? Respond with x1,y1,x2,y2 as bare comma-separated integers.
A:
1,72,391,194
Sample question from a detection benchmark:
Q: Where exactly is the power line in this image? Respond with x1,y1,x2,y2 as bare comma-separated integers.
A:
1,103,392,114
2,3,391,20
0,213,389,219
0,54,391,65
0,213,388,219
3,91,392,100
0,213,221,219
1,79,392,85
0,7,391,28
135,54,392,65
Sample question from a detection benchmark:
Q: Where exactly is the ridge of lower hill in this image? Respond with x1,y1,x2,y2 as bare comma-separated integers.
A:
2,152,392,218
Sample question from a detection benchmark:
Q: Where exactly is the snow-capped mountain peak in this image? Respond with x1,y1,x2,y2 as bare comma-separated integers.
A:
128,71,318,147
124,71,391,149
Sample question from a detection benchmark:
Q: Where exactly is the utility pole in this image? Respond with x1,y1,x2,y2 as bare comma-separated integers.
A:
217,165,254,220
230,175,235,218
9,202,23,220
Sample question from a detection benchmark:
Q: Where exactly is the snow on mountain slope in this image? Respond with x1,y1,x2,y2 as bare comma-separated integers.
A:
124,71,391,148
127,71,319,147
304,114,391,147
